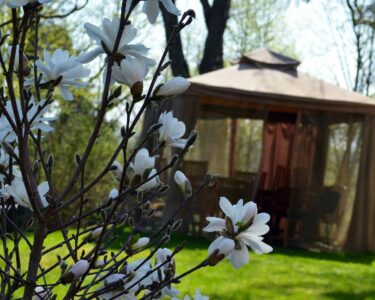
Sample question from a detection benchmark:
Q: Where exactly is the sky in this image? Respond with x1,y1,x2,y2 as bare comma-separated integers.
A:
178,0,357,90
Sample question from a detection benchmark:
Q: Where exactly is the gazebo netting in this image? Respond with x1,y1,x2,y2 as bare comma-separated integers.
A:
164,49,375,251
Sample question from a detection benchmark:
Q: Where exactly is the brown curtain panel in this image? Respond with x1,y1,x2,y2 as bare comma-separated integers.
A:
262,112,296,190
346,116,375,251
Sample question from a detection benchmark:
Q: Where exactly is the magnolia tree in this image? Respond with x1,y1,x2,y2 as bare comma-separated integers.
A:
0,0,272,299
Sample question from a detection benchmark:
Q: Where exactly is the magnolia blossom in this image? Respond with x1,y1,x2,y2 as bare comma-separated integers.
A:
173,289,209,300
32,49,90,101
0,0,28,7
155,247,174,274
151,248,179,298
1,0,53,7
203,197,273,269
99,273,136,300
0,0,53,8
112,57,148,90
158,111,187,149
79,18,155,68
111,161,123,181
0,98,54,143
157,77,190,97
5,176,49,211
130,149,159,192
142,0,180,24
124,259,154,287
7,45,28,71
32,286,49,300
90,227,103,241
0,147,21,183
61,260,89,283
131,237,150,250
108,188,119,200
95,259,106,268
174,170,192,197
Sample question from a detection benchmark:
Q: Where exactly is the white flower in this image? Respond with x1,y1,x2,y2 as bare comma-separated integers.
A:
99,273,136,300
32,49,90,101
90,227,103,241
130,149,159,192
132,148,156,176
112,57,148,90
79,18,155,68
5,176,49,211
155,247,173,270
7,45,28,70
0,0,28,7
0,147,21,183
131,237,150,250
32,286,49,300
203,197,273,269
208,236,235,257
66,260,89,281
142,0,180,24
125,259,153,287
174,170,192,197
108,188,119,200
111,161,123,181
0,0,53,8
158,111,187,149
177,289,209,300
35,0,53,3
0,98,54,143
157,77,190,97
94,259,106,268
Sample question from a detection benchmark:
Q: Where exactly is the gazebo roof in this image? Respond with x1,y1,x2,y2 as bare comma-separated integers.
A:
187,49,375,115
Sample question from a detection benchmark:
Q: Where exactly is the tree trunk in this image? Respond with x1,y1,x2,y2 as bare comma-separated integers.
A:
160,5,190,78
160,1,231,222
199,0,231,74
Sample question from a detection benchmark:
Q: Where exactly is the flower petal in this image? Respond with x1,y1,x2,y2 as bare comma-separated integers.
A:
142,0,160,24
203,217,226,232
228,241,249,269
219,196,233,218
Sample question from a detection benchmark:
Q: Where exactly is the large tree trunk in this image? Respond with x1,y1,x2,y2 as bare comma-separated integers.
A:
160,1,232,222
160,5,190,77
199,0,231,73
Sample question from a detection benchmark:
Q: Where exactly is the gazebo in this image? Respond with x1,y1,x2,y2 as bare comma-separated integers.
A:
169,49,375,252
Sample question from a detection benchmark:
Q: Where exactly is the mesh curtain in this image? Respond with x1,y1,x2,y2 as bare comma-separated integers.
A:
287,112,363,249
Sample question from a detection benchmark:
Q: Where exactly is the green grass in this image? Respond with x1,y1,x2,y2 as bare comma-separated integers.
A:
2,229,375,299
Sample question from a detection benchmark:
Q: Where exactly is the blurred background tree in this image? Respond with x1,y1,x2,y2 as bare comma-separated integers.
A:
1,5,121,219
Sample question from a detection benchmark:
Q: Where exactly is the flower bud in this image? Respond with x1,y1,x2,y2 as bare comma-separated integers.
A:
60,260,89,284
89,227,103,241
174,171,192,197
108,188,119,200
156,77,190,97
110,161,123,180
8,45,28,72
94,259,105,268
32,286,49,300
131,237,150,250
131,81,143,98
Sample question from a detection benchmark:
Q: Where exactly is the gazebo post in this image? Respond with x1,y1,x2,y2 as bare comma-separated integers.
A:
229,118,238,177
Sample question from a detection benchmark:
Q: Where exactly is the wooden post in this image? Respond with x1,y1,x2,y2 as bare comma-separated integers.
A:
229,118,238,177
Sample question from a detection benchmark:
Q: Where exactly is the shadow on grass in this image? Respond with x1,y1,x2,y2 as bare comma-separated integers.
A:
324,290,375,300
275,247,375,265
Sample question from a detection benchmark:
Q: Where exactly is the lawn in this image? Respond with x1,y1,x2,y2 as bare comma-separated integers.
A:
2,229,375,299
